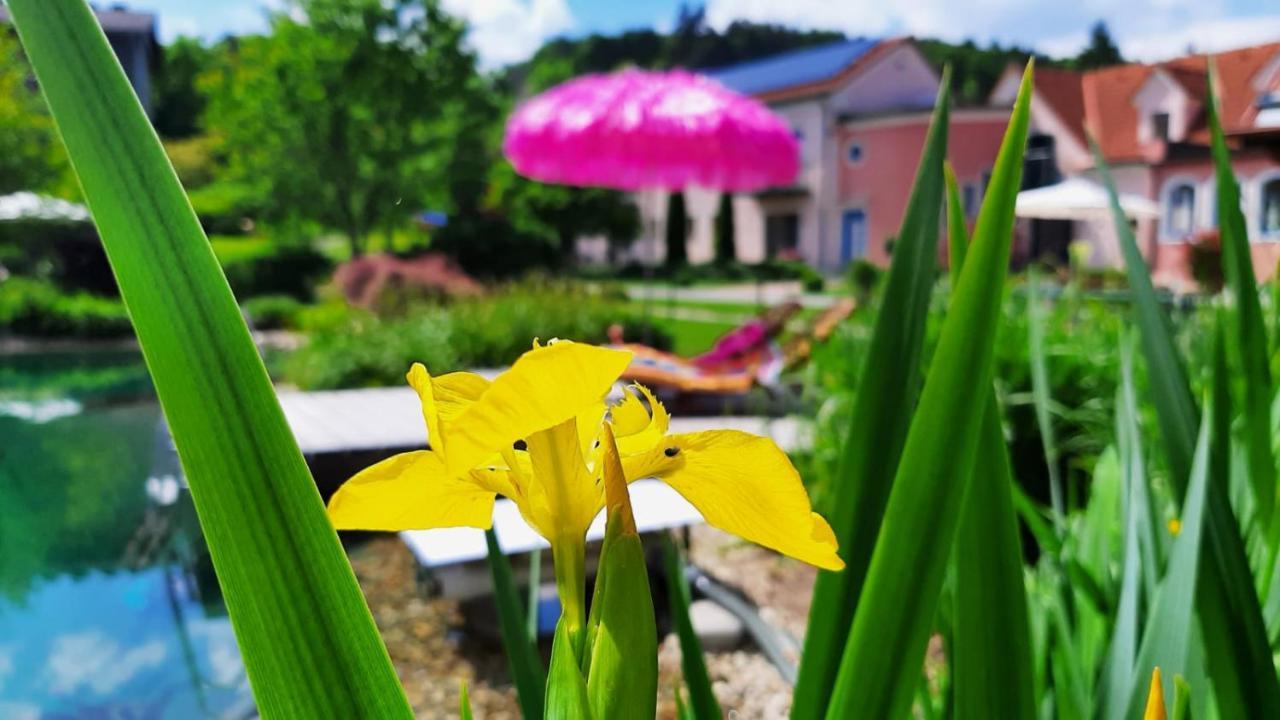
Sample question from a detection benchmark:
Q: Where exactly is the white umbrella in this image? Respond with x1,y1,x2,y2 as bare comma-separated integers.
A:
0,191,91,223
1015,177,1159,221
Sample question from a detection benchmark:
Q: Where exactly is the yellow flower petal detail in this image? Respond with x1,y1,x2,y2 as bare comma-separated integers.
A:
1144,667,1166,720
445,341,631,477
613,384,670,458
327,451,496,531
432,371,490,422
526,417,603,542
622,430,844,571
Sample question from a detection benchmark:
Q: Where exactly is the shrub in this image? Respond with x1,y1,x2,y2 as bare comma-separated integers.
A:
163,135,220,189
844,259,882,298
242,294,304,331
188,180,265,236
282,285,673,389
0,276,132,338
220,243,334,301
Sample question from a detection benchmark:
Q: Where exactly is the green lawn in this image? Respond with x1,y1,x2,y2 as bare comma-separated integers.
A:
654,317,739,356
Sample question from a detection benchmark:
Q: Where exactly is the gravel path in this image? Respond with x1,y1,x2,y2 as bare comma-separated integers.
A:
349,529,815,719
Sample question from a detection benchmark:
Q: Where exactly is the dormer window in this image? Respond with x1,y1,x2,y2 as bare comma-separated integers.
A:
1152,112,1171,141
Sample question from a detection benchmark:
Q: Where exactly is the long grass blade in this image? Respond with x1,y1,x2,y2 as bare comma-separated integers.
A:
1095,133,1280,720
1028,272,1066,530
1206,65,1277,567
946,163,1036,720
792,68,952,718
824,62,1033,720
485,530,547,719
1122,403,1213,719
5,2,412,715
662,534,721,720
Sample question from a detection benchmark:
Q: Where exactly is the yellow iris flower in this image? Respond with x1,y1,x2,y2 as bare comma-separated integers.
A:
326,339,842,638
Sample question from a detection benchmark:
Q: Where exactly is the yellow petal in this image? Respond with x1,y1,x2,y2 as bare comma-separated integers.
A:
1144,667,1166,720
445,341,631,477
327,450,496,531
526,416,603,542
612,384,670,457
433,371,490,422
407,364,443,451
407,365,491,454
622,430,843,570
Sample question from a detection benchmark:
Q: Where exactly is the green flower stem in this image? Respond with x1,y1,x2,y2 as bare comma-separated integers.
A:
553,536,587,658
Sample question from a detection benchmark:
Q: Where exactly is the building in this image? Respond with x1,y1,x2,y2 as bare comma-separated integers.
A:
0,5,158,114
619,37,1012,273
990,43,1280,286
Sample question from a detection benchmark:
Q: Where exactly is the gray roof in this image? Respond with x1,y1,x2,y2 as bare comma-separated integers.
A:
703,38,880,96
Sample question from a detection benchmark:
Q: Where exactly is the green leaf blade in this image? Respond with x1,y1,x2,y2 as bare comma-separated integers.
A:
824,61,1034,720
486,530,548,719
5,1,413,716
793,68,952,719
662,535,721,720
947,162,1036,720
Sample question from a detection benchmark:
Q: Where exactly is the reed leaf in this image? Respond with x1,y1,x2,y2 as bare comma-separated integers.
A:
823,62,1033,720
486,530,547,719
662,534,721,720
1206,65,1277,563
792,68,952,718
5,1,412,715
946,164,1036,720
1094,133,1280,720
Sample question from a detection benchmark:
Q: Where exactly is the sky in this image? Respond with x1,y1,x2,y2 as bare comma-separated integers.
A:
133,0,1280,70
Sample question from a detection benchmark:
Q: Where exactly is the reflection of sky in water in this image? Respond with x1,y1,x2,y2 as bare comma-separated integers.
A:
0,350,255,718
0,568,253,718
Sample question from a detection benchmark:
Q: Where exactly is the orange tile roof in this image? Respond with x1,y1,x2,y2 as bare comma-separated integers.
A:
1029,43,1280,163
1033,66,1087,146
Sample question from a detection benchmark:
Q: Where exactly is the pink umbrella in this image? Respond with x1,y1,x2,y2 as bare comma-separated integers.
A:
503,68,799,192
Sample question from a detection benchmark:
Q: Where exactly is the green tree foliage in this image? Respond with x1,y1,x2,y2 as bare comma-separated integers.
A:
714,192,735,264
1074,21,1123,70
0,30,70,195
665,191,688,268
506,14,841,92
916,39,1050,105
153,36,213,139
201,0,481,257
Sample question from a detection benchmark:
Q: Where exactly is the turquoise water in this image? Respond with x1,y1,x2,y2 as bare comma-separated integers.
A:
0,349,255,718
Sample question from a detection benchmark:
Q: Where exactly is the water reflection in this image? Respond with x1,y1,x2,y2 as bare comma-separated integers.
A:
0,350,255,718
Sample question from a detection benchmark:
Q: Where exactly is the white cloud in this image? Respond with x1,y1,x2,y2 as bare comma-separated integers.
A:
45,631,168,696
441,0,574,69
1112,15,1280,61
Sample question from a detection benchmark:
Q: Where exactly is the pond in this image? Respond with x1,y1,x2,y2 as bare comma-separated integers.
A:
0,347,256,718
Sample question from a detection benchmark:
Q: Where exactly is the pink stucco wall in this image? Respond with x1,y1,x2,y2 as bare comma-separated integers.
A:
838,113,1011,266
1146,151,1280,285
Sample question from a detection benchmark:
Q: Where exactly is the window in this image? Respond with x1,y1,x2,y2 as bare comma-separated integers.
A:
1152,112,1171,141
847,142,863,164
1263,177,1280,237
1164,182,1197,240
963,183,977,218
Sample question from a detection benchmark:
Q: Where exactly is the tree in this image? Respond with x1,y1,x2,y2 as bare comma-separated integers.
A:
0,30,70,195
1075,21,1123,70
201,0,482,257
153,37,214,139
714,192,735,264
665,191,688,267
